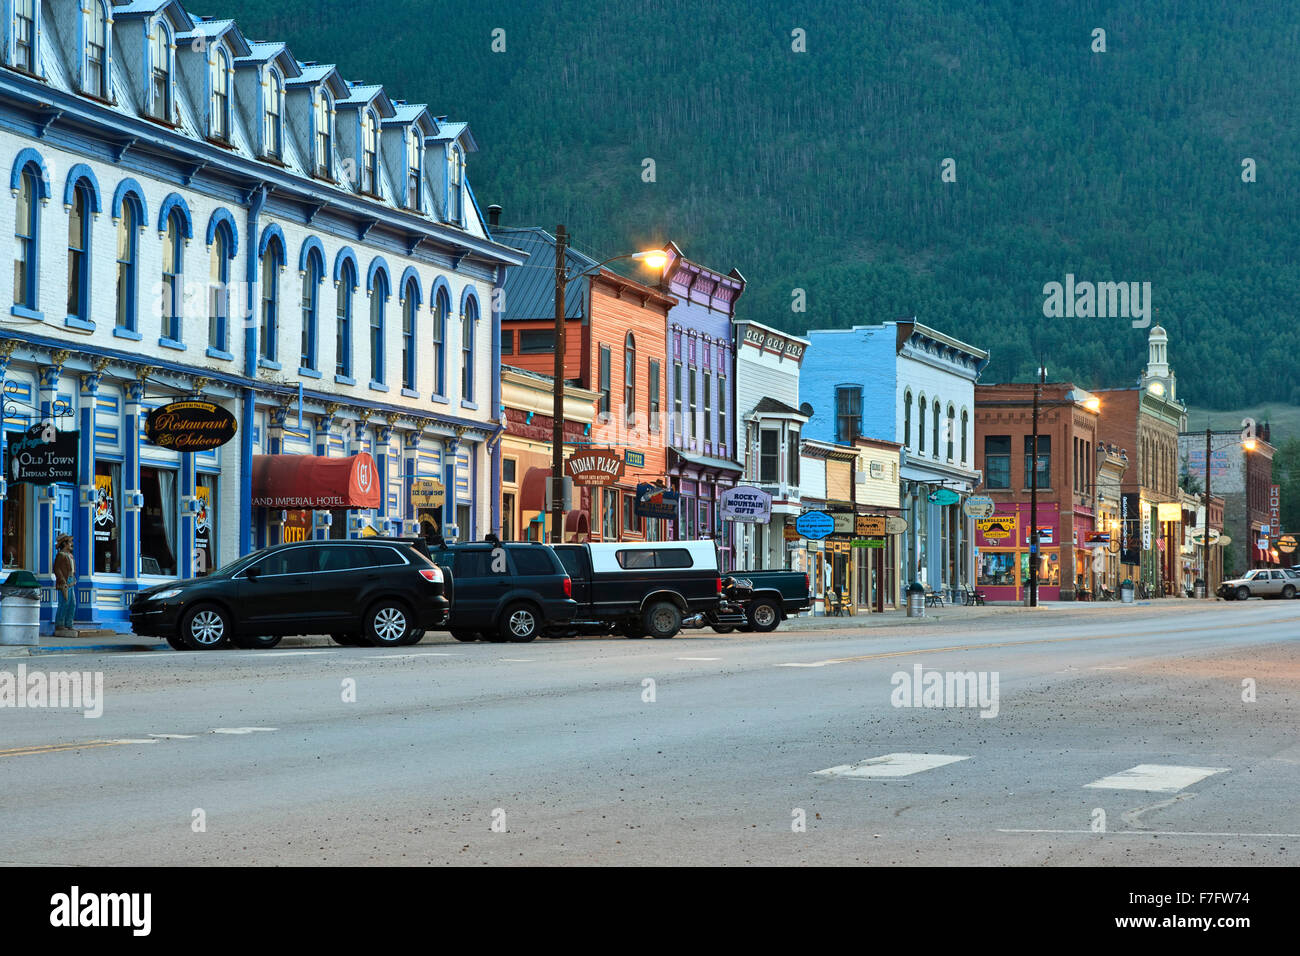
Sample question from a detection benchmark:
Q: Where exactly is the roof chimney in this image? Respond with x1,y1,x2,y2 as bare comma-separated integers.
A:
487,204,501,228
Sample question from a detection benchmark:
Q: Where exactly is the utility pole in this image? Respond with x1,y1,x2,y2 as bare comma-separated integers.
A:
1202,425,1211,595
551,225,567,542
1029,365,1044,607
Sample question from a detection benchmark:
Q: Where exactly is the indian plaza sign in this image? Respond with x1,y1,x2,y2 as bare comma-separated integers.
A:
564,449,625,486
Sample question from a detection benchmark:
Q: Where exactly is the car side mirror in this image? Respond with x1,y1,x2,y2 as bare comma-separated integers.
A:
245,566,260,581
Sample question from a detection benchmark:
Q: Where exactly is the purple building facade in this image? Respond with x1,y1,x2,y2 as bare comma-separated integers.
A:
660,242,746,570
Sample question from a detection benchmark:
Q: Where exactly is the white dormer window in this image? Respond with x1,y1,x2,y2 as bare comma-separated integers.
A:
13,0,36,72
314,89,333,178
361,107,378,194
84,0,109,97
210,47,230,141
447,144,464,223
150,18,173,121
406,127,422,210
264,68,284,158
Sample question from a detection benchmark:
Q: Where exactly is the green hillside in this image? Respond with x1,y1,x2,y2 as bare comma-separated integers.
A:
218,0,1300,408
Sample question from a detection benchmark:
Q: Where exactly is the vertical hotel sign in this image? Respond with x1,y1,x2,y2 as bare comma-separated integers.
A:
1270,484,1280,536
1120,492,1141,565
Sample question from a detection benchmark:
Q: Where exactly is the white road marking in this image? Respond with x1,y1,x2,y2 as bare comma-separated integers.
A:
498,658,534,662
778,661,838,668
108,738,159,745
1121,792,1196,829
366,653,457,660
676,657,721,661
814,753,971,779
1084,764,1229,793
247,651,331,657
210,727,279,734
998,829,1300,838
147,733,197,739
1089,665,1129,671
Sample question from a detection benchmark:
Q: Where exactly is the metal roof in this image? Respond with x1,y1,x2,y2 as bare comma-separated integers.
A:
492,227,598,322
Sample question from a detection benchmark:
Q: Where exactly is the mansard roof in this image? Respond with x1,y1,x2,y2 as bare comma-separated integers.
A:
175,17,253,57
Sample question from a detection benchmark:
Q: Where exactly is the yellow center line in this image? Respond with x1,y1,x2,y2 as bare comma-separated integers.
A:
0,740,139,758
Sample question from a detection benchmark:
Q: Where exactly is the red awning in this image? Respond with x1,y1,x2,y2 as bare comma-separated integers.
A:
564,509,590,542
520,466,550,513
251,453,381,509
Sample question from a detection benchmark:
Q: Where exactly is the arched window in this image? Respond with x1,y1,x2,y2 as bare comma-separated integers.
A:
115,199,141,330
66,181,91,323
161,210,183,342
960,408,969,465
406,127,422,210
264,68,283,158
624,333,637,427
932,399,940,458
300,250,322,371
150,18,172,121
461,296,477,401
447,145,463,222
369,271,387,383
361,108,378,194
13,165,38,312
336,260,356,377
260,238,283,362
315,89,333,178
903,390,912,447
917,395,926,453
210,47,230,141
402,278,418,389
13,0,37,72
84,1,108,97
432,287,449,396
208,224,232,351
946,404,955,461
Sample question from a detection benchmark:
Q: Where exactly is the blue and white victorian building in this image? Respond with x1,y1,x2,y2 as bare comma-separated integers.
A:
0,0,523,631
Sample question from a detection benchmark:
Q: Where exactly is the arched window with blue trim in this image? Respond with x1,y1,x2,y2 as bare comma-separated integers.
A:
461,294,478,402
432,285,449,397
369,269,388,384
13,163,39,313
115,195,143,332
83,0,109,97
66,180,92,325
300,248,323,372
402,276,419,389
161,209,184,343
336,258,356,378
260,235,284,363
208,221,234,352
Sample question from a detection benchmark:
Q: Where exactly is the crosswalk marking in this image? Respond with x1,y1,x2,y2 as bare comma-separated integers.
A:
1084,764,1229,793
814,753,971,779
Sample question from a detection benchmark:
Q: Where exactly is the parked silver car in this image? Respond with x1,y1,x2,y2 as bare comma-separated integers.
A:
1218,568,1300,600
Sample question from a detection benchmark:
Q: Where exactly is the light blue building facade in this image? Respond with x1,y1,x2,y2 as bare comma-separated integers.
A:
803,320,989,597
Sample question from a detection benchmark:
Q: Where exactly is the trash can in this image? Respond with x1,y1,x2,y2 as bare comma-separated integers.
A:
906,582,926,618
1193,577,1207,600
1120,578,1135,604
0,570,42,646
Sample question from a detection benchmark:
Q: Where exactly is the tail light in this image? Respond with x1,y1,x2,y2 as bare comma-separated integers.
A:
804,573,810,594
419,567,443,583
716,576,723,594
563,575,572,598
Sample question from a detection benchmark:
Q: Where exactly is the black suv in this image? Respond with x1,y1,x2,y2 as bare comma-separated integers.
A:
430,540,576,643
130,539,449,650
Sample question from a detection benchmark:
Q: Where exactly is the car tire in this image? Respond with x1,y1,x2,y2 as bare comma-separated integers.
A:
747,599,781,633
1283,585,1296,600
165,633,189,651
396,627,425,647
450,630,481,643
643,601,682,639
231,633,283,650
361,599,413,647
179,604,231,650
331,632,362,646
1236,586,1250,601
501,603,541,643
711,625,735,634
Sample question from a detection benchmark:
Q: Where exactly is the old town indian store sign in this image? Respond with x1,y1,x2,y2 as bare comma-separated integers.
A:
145,400,238,452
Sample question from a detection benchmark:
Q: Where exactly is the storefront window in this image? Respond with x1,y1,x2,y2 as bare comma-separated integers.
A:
1020,550,1060,587
501,494,515,541
195,474,217,574
456,504,471,541
603,489,617,539
978,552,1016,587
93,461,121,574
140,466,177,576
2,480,28,568
622,494,636,534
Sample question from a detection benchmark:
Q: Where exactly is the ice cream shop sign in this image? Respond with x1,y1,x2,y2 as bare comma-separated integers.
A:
145,400,238,452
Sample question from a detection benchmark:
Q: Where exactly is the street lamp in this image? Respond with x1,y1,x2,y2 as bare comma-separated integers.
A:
550,226,666,541
1198,427,1255,596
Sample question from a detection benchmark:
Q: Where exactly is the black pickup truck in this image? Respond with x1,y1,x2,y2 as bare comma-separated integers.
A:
552,540,723,638
715,569,811,633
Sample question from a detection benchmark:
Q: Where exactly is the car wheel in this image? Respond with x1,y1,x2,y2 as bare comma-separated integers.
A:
165,633,189,651
1283,585,1296,600
396,627,425,647
331,632,362,647
501,603,541,643
450,630,481,643
1235,586,1250,601
231,633,283,650
711,625,735,634
644,601,682,639
179,605,231,650
362,600,413,647
747,599,781,633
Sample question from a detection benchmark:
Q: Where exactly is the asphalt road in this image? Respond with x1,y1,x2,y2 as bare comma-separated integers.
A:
2,601,1297,866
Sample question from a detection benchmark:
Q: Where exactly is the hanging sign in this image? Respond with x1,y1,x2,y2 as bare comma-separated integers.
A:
963,495,995,519
1157,501,1182,523
145,400,238,452
976,515,1014,541
1278,535,1297,553
624,450,646,468
795,511,835,541
5,424,78,485
634,483,679,519
930,488,961,506
565,449,625,486
832,511,854,534
411,478,446,509
855,514,887,536
885,515,909,535
719,485,772,522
